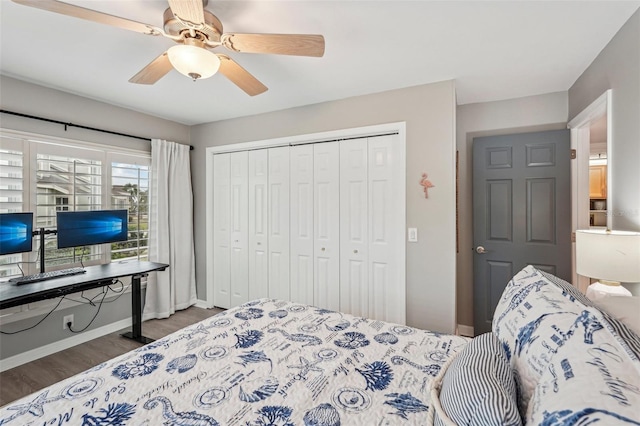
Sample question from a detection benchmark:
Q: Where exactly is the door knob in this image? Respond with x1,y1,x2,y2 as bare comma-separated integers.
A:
475,246,487,254
354,249,358,254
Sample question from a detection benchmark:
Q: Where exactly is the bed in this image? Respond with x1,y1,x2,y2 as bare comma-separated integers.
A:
2,266,640,425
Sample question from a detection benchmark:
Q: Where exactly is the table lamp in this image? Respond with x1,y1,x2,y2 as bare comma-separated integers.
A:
575,229,640,300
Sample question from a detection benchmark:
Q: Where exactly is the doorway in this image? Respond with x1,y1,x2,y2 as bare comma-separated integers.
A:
567,90,612,294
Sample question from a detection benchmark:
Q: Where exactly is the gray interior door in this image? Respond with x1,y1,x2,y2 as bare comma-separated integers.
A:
473,130,571,335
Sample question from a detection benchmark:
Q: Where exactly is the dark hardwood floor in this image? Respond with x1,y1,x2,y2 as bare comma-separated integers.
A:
0,305,223,406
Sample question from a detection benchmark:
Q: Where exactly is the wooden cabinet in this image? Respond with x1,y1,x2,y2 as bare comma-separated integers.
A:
589,165,607,199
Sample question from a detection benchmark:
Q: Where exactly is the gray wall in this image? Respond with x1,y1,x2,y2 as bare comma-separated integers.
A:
455,92,568,328
0,76,189,149
456,7,640,329
191,81,458,333
568,9,640,232
569,8,640,295
0,76,190,359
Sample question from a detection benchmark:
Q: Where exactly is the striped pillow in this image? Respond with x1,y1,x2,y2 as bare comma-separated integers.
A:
432,332,522,426
539,269,594,306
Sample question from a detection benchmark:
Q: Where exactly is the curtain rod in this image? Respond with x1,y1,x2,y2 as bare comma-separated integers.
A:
0,109,194,150
290,131,399,147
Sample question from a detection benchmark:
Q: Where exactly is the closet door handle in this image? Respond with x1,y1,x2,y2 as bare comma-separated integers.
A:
321,247,326,251
353,249,358,254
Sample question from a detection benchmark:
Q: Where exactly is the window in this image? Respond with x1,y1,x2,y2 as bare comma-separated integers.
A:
0,138,25,279
55,197,69,211
36,152,103,268
0,132,151,278
111,162,150,261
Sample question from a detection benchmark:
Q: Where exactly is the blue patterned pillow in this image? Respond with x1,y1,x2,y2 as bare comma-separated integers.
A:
432,332,522,426
526,305,640,424
491,266,587,415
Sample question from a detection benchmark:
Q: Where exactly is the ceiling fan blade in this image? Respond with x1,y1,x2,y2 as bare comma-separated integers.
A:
167,0,205,27
222,33,325,57
11,0,164,36
217,55,268,96
129,52,173,84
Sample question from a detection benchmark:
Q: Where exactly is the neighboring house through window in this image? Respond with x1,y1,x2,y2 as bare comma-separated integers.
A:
55,197,69,211
111,162,150,262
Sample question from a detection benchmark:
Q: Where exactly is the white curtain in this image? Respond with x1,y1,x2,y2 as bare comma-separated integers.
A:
143,139,197,319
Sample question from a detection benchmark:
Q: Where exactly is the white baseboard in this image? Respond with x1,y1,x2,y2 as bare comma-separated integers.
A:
457,324,474,337
194,299,212,309
0,318,132,372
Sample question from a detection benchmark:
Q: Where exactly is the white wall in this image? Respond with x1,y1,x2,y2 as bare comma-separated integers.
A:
456,92,568,328
0,76,190,360
191,81,458,333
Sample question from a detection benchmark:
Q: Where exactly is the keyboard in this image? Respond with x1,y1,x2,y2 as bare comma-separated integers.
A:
9,267,86,285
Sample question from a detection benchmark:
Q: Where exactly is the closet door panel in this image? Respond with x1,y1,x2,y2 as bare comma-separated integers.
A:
340,139,369,317
314,142,340,310
268,147,290,301
230,151,249,307
368,135,404,324
290,145,314,304
213,153,231,308
248,149,269,300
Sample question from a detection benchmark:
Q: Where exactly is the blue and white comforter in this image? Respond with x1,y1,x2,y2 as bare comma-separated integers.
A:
0,299,469,425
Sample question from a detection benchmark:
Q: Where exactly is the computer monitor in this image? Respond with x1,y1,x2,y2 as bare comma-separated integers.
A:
56,210,128,249
0,212,34,255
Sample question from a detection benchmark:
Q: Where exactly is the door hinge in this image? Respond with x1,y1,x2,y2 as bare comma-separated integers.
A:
570,149,577,159
571,232,576,243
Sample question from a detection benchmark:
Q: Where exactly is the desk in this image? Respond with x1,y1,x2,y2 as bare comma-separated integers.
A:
0,261,168,344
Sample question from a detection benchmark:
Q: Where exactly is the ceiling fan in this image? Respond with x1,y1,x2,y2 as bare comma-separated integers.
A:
11,0,325,96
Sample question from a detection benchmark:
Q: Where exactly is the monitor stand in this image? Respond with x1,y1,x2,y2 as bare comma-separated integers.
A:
33,228,57,273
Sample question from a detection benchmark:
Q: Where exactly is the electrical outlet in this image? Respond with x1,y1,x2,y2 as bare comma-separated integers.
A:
63,314,74,330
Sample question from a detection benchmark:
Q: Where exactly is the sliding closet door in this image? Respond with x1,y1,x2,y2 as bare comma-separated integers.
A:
248,149,269,300
229,151,249,307
290,145,314,304
339,139,369,317
314,142,340,310
213,153,231,308
268,147,290,300
368,134,404,324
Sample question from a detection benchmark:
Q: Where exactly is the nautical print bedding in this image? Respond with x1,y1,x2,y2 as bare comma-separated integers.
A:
0,298,469,425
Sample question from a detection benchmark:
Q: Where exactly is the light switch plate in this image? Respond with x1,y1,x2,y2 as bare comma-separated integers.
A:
408,228,418,242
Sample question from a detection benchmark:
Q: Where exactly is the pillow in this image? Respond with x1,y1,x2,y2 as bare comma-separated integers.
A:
592,295,640,336
538,269,594,307
526,305,640,425
432,332,522,426
492,266,587,416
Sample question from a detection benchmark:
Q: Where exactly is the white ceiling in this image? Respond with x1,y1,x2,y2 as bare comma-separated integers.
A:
1,1,639,125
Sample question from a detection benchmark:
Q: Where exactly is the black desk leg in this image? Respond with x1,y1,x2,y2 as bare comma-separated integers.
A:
121,273,154,344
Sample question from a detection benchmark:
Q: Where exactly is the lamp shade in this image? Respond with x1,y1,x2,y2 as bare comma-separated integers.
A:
167,44,220,80
575,229,640,283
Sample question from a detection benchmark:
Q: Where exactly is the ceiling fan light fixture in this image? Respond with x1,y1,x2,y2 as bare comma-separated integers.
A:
167,44,220,81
